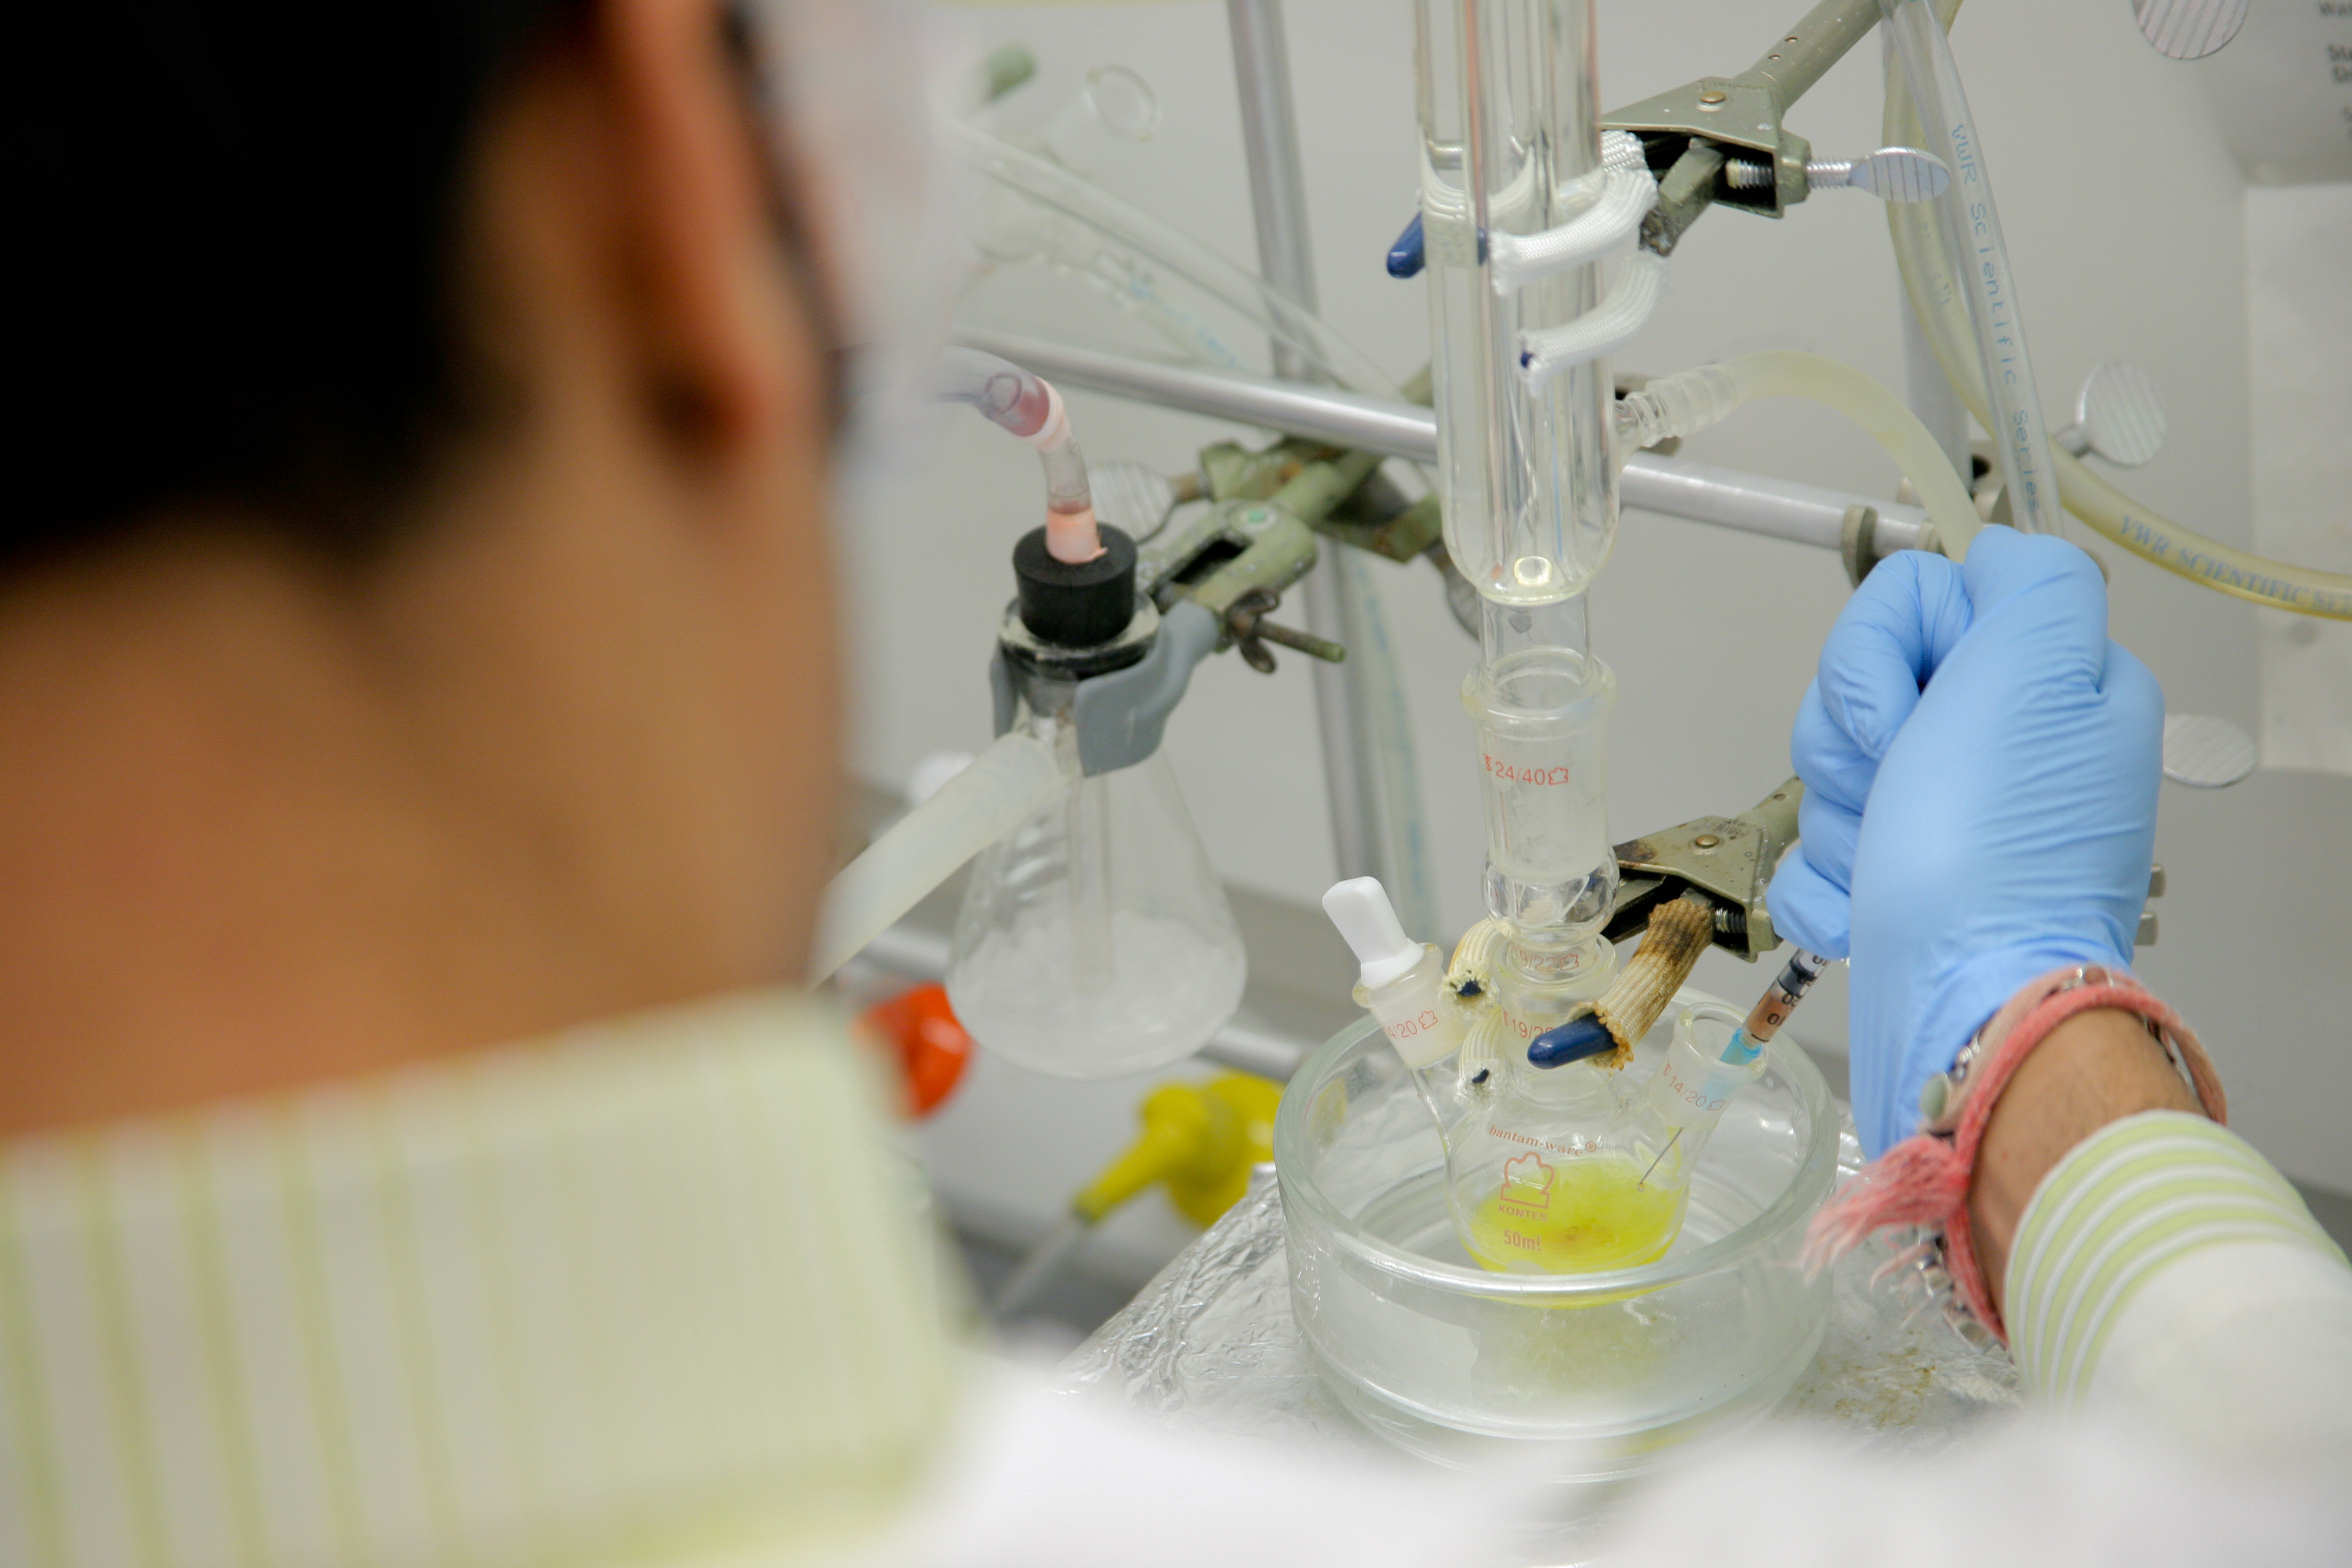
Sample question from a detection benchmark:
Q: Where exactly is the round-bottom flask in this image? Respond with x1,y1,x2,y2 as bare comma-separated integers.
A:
1441,936,1679,1274
1444,1053,1677,1274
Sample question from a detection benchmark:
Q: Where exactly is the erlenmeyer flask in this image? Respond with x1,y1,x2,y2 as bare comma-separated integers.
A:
948,737,1245,1079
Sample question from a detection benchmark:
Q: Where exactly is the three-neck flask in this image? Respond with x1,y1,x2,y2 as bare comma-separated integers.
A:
1324,878,1768,1275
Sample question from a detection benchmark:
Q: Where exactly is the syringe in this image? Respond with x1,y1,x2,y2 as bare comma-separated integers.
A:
1734,947,1834,1059
1634,949,1835,1189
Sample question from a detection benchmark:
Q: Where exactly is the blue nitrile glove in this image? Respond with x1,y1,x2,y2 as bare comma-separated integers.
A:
1767,527,2164,1156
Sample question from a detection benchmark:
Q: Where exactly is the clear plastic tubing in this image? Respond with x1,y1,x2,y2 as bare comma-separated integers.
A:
949,120,1399,395
1878,0,2056,533
1618,352,1981,556
1416,0,1616,605
937,346,1101,563
1883,3,2352,618
948,126,1446,924
811,730,1068,982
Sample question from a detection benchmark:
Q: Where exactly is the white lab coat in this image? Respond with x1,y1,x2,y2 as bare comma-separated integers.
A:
5,999,2342,1567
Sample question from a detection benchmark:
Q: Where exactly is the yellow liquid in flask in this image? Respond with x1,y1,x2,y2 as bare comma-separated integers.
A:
1461,1152,1682,1274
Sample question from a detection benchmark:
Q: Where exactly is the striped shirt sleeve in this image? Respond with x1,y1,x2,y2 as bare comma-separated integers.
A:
2004,1110,2352,1475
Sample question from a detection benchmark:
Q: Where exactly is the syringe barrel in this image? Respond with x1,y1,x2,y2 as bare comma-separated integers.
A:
1742,948,1831,1047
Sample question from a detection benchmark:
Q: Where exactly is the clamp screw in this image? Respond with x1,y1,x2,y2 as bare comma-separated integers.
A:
1226,589,1346,674
1725,146,1949,203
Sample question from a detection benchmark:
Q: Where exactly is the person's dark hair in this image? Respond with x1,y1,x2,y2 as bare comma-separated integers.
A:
13,1,575,573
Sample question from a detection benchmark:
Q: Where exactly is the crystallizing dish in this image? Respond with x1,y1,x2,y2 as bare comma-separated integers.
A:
1273,990,1840,1480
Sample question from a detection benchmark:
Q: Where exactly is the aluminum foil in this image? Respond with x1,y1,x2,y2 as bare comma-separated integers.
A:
1058,1117,2017,1457
1054,1161,1380,1453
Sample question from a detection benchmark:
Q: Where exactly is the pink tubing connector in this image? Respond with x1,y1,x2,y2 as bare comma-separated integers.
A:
937,347,1103,563
1045,504,1103,565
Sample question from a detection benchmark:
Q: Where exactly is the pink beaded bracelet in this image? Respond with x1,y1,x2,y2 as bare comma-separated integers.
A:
1804,964,2225,1344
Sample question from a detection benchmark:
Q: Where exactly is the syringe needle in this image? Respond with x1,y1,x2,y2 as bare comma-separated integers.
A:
1636,1128,1682,1189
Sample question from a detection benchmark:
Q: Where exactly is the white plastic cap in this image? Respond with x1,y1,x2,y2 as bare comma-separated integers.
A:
1322,877,1423,992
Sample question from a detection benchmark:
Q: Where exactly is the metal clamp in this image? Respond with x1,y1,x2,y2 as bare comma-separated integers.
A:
1602,0,1885,252
1840,503,1880,589
1605,778,1804,961
1725,146,1951,204
1225,589,1344,673
1068,599,1223,776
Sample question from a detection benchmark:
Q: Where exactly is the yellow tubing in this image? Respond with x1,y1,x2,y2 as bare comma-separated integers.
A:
1723,352,1982,558
1620,351,1983,556
2042,454,2352,619
1885,1,2352,618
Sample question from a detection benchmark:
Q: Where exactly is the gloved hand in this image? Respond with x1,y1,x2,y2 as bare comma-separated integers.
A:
1768,527,2164,1155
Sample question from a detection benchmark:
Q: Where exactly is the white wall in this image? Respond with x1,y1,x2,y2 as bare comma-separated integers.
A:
852,0,2352,1191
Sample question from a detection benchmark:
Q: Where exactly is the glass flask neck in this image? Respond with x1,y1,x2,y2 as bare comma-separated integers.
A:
1508,1053,1620,1112
1480,593,1591,665
1482,929,1615,1032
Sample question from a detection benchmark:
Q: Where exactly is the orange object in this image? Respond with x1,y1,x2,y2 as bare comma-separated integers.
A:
858,982,973,1118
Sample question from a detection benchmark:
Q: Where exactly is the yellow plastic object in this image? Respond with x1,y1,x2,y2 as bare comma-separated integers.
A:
1073,1073,1283,1228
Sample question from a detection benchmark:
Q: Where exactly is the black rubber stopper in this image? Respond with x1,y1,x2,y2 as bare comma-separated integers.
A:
1013,523,1137,648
